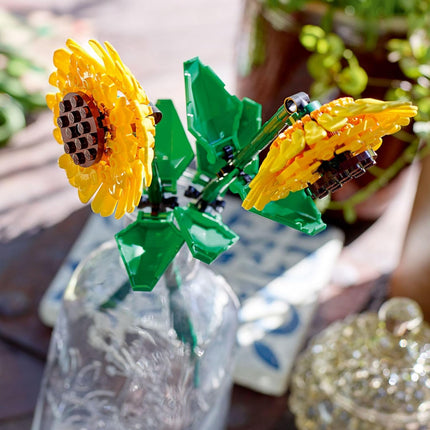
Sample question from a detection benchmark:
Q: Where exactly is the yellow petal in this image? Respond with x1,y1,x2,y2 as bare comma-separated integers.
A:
304,120,327,146
76,169,102,203
58,153,79,180
91,183,117,217
100,81,117,108
88,39,116,76
131,160,144,208
278,128,306,165
114,183,129,219
53,48,71,74
53,127,63,144
115,61,135,95
267,144,285,172
371,137,383,151
110,97,134,125
66,39,103,72
46,93,57,111
316,113,348,132
103,41,124,68
48,71,60,87
78,182,100,204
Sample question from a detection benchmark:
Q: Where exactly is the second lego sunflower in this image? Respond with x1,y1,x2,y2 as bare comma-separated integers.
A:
242,97,417,211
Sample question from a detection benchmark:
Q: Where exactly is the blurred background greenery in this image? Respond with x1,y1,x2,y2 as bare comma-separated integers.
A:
0,9,48,146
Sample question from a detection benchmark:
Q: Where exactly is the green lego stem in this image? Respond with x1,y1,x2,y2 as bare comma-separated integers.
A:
234,103,295,169
198,100,321,206
165,262,200,387
147,161,163,208
99,280,131,310
197,104,292,204
196,167,239,207
235,99,321,171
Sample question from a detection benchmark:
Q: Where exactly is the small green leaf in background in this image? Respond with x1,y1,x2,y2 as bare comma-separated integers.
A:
300,25,326,51
307,54,332,81
325,33,345,59
416,97,430,121
0,94,25,146
343,204,357,224
338,66,368,96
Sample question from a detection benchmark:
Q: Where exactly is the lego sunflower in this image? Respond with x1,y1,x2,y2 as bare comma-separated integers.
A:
46,39,155,219
243,97,417,211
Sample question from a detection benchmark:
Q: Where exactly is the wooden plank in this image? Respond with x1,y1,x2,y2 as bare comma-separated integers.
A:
227,385,295,430
0,340,44,420
0,207,90,357
0,415,33,430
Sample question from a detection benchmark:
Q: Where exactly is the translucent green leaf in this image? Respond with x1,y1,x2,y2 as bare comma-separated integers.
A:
417,97,430,120
326,34,345,59
316,38,329,55
307,54,333,81
399,57,421,79
6,57,30,78
338,66,368,96
300,25,325,52
387,39,412,57
322,54,341,69
386,87,411,101
412,84,430,99
343,205,357,224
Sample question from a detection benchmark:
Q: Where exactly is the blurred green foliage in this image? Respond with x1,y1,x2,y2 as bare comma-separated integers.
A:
0,10,48,146
299,25,368,97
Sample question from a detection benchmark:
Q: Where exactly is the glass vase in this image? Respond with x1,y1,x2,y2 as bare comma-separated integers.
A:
32,240,239,430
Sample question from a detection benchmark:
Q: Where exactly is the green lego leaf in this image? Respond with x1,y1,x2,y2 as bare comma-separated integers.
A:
183,57,261,180
154,99,194,193
250,191,326,236
184,57,242,178
227,176,325,235
174,205,239,264
237,97,262,152
115,213,185,291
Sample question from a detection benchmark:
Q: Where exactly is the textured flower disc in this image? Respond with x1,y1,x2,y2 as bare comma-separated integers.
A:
242,97,418,211
46,39,155,219
57,91,106,167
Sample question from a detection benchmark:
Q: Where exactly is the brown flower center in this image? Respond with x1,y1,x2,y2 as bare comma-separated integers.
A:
57,92,106,167
307,150,377,199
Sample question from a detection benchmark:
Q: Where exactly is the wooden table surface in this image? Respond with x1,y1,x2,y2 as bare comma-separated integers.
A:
0,1,419,429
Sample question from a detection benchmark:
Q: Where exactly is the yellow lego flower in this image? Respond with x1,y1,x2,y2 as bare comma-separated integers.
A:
46,39,155,219
243,97,417,211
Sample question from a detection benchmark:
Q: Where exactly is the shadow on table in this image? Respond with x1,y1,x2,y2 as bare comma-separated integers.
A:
0,207,91,428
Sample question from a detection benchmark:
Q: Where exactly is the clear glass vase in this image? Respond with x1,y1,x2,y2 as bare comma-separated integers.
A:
32,240,239,430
